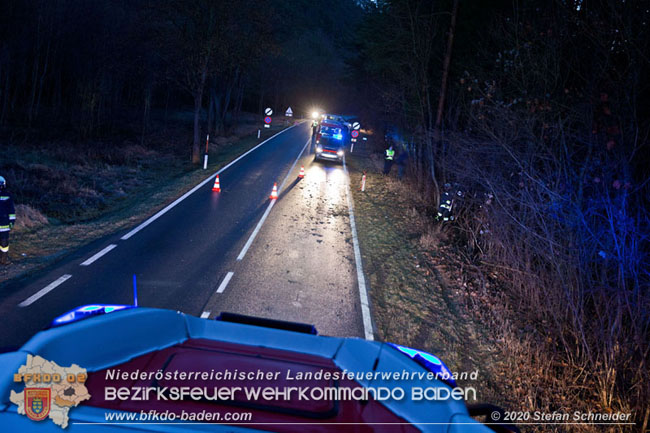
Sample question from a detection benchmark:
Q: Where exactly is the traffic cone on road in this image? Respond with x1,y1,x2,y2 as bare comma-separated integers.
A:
212,175,221,192
269,183,278,200
298,166,305,179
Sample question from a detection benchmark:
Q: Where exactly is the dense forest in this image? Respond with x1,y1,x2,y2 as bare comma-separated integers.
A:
1,0,648,430
351,1,649,429
0,0,360,162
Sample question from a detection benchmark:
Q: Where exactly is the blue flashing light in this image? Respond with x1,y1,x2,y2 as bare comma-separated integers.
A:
334,133,343,140
388,343,458,388
50,304,134,328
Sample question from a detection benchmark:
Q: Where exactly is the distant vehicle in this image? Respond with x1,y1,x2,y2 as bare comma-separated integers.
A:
0,305,518,432
322,114,351,132
317,122,345,141
315,135,345,163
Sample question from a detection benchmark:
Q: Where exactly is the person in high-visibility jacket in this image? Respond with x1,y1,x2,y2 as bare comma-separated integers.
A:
437,184,454,222
0,176,16,265
383,145,395,175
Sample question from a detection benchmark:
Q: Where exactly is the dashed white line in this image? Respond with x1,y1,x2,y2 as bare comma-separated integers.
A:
216,272,234,294
200,311,211,319
120,124,302,240
343,157,374,341
19,274,73,307
236,138,311,261
80,244,117,266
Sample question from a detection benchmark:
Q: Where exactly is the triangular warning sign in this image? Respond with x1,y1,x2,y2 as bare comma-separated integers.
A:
285,107,293,117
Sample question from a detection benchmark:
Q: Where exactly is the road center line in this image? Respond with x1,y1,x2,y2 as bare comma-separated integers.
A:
120,123,302,241
200,311,211,319
342,157,374,341
216,272,234,293
80,244,117,266
19,274,73,307
236,138,311,261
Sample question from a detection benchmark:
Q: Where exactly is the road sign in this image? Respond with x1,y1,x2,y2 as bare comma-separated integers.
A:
351,130,359,138
264,107,273,116
264,116,272,124
285,107,293,117
352,122,361,130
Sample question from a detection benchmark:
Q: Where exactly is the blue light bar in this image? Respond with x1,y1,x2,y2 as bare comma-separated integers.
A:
388,343,458,388
50,304,134,328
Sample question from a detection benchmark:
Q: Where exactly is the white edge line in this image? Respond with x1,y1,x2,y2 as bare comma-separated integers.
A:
278,138,311,192
80,244,118,266
216,272,234,293
236,138,311,261
200,311,211,319
120,124,301,240
343,157,374,341
236,201,275,260
19,274,73,307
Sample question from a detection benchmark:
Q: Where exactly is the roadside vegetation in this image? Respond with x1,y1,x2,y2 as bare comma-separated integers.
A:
0,113,287,283
350,1,649,431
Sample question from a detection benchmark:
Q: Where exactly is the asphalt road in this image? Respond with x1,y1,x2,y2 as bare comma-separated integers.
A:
0,122,367,350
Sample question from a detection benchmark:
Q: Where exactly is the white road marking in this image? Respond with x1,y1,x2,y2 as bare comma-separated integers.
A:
19,274,73,307
236,138,311,261
80,244,117,266
216,272,234,293
343,157,374,340
200,311,211,319
120,123,302,240
237,201,275,261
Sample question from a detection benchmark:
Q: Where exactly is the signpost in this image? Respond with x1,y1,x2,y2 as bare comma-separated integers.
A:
350,125,360,152
264,107,273,128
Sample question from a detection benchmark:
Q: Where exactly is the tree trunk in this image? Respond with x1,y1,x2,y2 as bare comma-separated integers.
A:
141,84,152,145
257,81,264,116
434,0,459,137
207,85,215,135
233,75,245,127
192,90,202,164
191,59,209,164
0,68,8,126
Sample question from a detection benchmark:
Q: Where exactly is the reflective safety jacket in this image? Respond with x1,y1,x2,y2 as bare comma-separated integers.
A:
385,148,395,160
437,191,454,222
0,189,16,232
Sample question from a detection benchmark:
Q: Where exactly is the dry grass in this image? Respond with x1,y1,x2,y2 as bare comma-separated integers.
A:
0,124,287,285
347,144,644,432
13,204,48,229
347,151,502,406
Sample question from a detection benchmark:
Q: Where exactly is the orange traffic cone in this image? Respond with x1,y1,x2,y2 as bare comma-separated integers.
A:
212,175,221,192
298,166,305,179
269,183,278,199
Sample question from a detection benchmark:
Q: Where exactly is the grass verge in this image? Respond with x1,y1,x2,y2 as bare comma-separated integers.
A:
346,150,515,416
0,124,290,285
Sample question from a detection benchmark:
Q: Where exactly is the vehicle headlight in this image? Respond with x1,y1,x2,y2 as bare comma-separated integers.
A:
316,145,323,153
311,111,319,119
337,149,344,156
